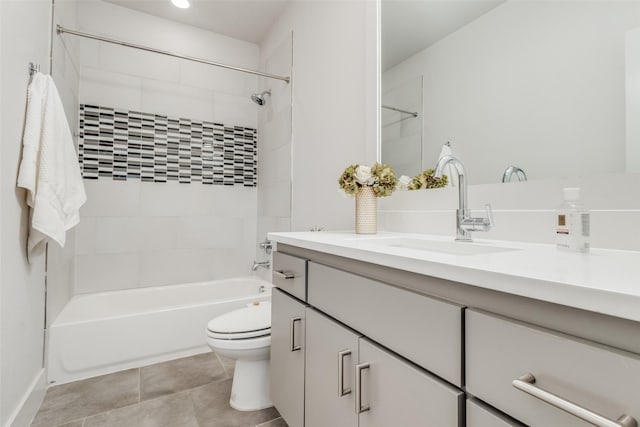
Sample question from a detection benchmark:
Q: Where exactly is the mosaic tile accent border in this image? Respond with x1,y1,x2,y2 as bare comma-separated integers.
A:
78,104,257,186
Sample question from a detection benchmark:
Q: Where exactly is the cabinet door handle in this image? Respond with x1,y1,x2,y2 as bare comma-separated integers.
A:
512,373,637,427
289,317,302,352
338,350,352,397
355,362,370,414
274,270,295,280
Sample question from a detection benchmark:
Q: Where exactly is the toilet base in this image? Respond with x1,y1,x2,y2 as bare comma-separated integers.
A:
229,359,272,411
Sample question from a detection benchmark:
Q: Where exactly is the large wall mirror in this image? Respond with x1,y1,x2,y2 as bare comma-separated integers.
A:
380,0,640,184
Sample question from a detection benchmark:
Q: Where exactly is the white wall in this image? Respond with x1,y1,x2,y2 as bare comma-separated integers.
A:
0,2,50,425
383,1,640,184
260,0,377,232
73,0,261,293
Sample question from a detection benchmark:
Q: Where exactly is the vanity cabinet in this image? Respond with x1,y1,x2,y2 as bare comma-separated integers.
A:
271,245,640,427
466,309,640,427
466,398,525,427
305,308,463,427
307,261,464,387
270,288,306,427
305,308,360,427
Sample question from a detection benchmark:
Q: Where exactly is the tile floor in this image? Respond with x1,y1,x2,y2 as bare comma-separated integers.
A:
31,352,287,427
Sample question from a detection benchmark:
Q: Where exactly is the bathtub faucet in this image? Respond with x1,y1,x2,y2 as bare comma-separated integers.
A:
252,260,270,271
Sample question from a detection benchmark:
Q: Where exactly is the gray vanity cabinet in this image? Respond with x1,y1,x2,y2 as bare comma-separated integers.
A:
466,398,525,427
305,308,360,427
304,308,463,427
466,309,640,427
358,339,463,427
270,288,306,427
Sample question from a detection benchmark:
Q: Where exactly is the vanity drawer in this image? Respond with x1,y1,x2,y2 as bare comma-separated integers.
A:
308,261,463,387
466,309,640,427
272,252,307,301
467,398,524,427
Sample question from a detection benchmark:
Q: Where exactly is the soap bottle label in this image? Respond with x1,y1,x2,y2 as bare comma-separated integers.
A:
556,212,589,251
556,214,571,249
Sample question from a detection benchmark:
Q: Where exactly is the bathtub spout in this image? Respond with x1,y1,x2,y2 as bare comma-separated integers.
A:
252,260,270,271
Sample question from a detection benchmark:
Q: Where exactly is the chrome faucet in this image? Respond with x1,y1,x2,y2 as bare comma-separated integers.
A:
502,165,527,183
251,260,270,271
434,155,494,242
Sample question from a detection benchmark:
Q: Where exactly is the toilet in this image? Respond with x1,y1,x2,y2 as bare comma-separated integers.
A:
206,301,272,411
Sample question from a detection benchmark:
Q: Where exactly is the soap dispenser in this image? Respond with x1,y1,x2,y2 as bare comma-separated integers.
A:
555,187,590,253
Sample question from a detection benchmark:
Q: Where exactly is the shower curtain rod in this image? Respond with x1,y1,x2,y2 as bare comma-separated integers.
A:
56,25,290,83
381,104,418,117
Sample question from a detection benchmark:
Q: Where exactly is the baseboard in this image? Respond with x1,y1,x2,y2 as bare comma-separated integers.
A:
3,368,46,427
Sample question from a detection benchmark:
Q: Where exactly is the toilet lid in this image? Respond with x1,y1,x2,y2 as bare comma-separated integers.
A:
207,301,271,339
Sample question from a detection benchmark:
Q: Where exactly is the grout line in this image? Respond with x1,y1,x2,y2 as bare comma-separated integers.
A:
215,353,231,379
138,367,141,403
255,417,284,427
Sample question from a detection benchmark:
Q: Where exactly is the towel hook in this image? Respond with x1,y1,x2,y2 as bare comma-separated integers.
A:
28,62,40,78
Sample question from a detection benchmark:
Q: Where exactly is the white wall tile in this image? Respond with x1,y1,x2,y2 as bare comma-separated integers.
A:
137,217,178,252
175,216,244,249
138,182,213,217
211,92,258,129
94,217,141,254
97,42,182,82
80,180,140,217
75,253,139,293
208,248,252,279
259,180,291,218
79,66,143,111
179,60,257,96
138,250,213,287
74,217,97,255
140,79,215,123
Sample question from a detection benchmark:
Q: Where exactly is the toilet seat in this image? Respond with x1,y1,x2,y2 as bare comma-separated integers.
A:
207,301,271,340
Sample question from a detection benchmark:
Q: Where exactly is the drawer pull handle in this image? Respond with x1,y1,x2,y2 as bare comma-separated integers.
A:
274,270,295,280
512,373,637,427
338,350,352,397
355,362,370,414
289,317,302,352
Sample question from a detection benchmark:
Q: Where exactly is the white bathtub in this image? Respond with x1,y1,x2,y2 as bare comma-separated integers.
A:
47,277,272,385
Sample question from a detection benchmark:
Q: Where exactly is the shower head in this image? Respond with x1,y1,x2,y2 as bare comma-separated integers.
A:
251,90,271,106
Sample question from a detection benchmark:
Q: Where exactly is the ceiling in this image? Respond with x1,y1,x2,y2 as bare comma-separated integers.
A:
382,0,505,71
104,0,289,44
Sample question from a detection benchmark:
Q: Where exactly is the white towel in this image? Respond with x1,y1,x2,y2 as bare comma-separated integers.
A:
17,73,86,261
438,143,459,188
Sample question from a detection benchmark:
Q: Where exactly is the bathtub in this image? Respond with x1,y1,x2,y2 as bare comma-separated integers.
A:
47,277,272,385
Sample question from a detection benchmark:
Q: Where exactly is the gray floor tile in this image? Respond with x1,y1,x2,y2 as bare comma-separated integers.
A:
140,352,228,401
32,369,139,427
83,392,198,427
189,379,279,427
216,353,236,377
54,421,84,427
255,418,288,427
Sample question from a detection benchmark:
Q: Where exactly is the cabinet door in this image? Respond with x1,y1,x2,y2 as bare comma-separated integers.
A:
305,309,360,427
271,288,306,427
467,398,525,427
358,339,463,427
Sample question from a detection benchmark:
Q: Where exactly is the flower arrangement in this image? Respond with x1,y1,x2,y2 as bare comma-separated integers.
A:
338,163,398,197
406,169,448,190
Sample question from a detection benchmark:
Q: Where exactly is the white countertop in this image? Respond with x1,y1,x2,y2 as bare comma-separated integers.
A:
268,231,640,323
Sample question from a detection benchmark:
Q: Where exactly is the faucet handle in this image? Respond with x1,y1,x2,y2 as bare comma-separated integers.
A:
485,204,495,227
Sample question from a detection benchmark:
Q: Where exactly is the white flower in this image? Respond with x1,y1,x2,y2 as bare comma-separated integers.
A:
397,175,411,191
355,165,375,185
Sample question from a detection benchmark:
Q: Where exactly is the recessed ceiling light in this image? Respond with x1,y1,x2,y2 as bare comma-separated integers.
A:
171,0,190,9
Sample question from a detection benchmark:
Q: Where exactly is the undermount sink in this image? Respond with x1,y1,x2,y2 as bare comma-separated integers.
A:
363,237,518,256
